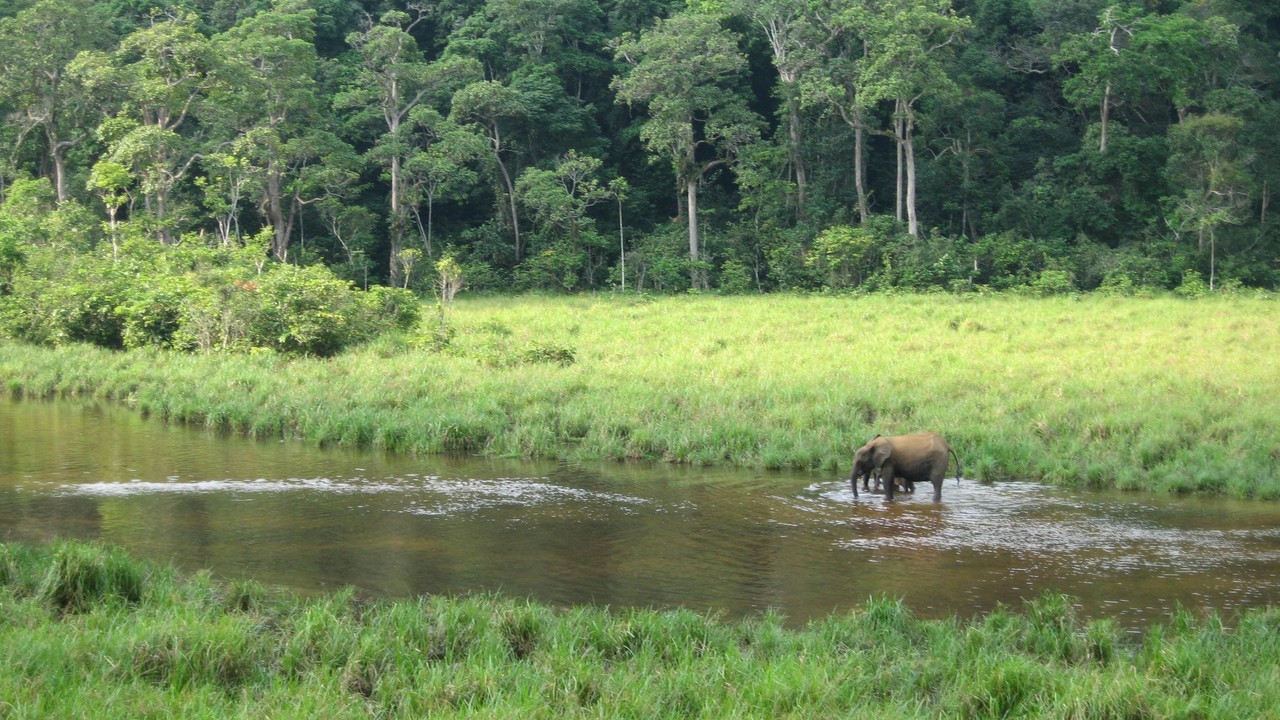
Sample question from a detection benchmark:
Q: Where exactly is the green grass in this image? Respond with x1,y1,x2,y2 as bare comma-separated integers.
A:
3,293,1278,496
3,540,1280,718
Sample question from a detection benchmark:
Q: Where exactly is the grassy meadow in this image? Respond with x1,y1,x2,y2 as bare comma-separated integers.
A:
2,293,1278,497
4,540,1280,719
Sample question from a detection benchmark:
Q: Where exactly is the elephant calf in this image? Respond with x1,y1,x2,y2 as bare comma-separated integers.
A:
850,432,962,502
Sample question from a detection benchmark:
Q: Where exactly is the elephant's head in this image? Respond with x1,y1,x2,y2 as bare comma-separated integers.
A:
850,435,889,495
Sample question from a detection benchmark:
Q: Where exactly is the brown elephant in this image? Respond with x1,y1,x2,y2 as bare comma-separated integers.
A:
850,432,962,501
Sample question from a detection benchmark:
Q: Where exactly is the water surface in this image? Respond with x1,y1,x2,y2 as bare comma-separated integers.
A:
4,397,1279,626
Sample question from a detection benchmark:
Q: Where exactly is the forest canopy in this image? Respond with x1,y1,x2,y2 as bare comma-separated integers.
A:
1,0,1277,306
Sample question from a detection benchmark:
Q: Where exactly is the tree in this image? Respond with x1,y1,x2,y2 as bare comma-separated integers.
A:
401,110,487,257
1057,6,1238,153
837,0,969,237
1055,4,1140,155
340,7,482,285
70,11,225,243
86,160,133,256
1165,113,1252,291
802,3,871,223
612,10,761,289
732,0,821,217
0,0,110,202
450,79,530,260
517,150,609,244
214,0,324,261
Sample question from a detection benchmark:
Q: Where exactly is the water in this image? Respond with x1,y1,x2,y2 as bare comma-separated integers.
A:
4,397,1280,626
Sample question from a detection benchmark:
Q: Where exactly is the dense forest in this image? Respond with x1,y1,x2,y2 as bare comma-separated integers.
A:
1,0,1277,316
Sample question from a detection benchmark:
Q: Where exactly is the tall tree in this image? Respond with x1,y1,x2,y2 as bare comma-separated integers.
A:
802,2,870,223
1165,112,1252,291
70,11,225,243
340,6,481,285
612,10,761,289
0,0,110,202
450,79,530,260
732,0,820,218
1057,6,1237,154
517,149,609,246
401,109,486,257
214,0,324,260
838,0,969,237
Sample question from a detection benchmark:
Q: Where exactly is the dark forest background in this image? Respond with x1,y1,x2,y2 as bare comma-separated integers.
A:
2,0,1278,301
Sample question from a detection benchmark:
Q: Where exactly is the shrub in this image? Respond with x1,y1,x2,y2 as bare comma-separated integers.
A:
38,541,145,613
808,225,876,290
1029,269,1076,296
716,257,755,294
763,233,818,291
117,274,195,349
362,285,421,332
514,242,584,292
1175,270,1210,298
1097,271,1136,296
0,236,415,356
249,265,376,357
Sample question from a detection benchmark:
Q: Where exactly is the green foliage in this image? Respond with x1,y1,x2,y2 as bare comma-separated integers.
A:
0,234,417,356
514,242,585,292
1175,269,1211,298
1029,269,1076,296
0,0,1278,297
808,224,876,290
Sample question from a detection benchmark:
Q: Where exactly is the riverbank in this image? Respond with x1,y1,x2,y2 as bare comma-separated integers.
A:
2,540,1277,718
2,294,1277,497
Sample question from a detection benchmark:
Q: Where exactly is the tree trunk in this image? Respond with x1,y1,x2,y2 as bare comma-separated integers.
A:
1099,82,1111,153
266,167,288,262
786,93,807,219
1209,228,1216,291
43,122,72,203
687,176,700,289
495,153,521,260
904,104,918,238
854,120,868,224
895,101,905,223
618,197,626,292
389,152,404,287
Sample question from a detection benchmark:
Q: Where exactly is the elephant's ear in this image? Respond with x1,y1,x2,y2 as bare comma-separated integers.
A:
871,441,892,466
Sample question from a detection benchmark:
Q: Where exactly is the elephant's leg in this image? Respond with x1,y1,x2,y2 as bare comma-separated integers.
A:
934,457,952,500
883,463,896,500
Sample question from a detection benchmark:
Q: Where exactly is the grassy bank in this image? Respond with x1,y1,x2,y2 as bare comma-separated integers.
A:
3,540,1279,718
3,294,1278,497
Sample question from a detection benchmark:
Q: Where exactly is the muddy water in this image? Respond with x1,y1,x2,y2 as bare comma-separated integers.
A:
4,397,1279,626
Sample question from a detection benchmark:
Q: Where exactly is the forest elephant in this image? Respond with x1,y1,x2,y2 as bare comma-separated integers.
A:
850,432,962,502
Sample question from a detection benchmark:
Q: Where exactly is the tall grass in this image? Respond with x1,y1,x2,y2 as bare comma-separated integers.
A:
3,294,1278,496
3,541,1280,718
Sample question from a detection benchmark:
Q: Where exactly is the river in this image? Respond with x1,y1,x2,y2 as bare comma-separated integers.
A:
3,396,1279,627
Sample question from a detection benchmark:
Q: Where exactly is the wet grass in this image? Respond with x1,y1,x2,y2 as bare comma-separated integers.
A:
3,540,1280,718
2,293,1278,497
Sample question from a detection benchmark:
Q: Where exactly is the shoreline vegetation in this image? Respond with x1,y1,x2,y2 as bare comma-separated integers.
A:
2,294,1278,498
3,540,1280,718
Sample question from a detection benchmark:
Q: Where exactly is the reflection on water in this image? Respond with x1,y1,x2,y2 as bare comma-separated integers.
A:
4,397,1280,627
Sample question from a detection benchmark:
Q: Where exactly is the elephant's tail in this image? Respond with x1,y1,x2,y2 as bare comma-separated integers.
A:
949,447,962,486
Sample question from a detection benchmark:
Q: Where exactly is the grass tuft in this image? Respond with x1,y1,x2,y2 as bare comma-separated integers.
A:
37,540,144,613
